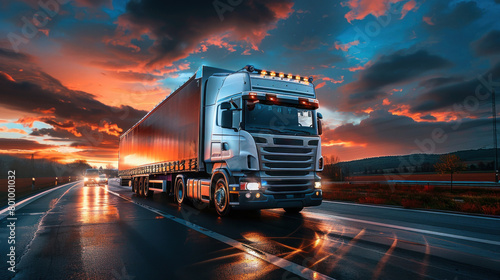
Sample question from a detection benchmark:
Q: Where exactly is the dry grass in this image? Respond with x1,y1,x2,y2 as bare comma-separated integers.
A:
323,182,500,216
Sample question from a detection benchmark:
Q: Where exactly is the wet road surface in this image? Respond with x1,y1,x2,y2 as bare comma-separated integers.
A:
1,180,499,280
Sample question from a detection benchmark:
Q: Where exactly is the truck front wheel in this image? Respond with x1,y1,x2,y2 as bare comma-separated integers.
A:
175,178,185,205
214,178,231,217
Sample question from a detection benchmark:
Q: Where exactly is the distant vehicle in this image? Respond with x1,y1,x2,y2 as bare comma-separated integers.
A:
118,65,324,216
84,169,99,186
98,174,108,185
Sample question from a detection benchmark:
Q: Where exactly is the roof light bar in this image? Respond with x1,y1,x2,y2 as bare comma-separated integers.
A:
245,65,314,84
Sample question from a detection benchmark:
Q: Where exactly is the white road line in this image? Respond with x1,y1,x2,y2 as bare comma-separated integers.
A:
0,182,78,220
103,188,335,280
323,200,500,220
302,211,500,246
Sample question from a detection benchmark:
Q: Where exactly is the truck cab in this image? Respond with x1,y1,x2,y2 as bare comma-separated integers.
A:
203,66,324,215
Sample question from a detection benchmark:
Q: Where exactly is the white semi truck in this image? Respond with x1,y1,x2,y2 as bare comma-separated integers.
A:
118,65,324,216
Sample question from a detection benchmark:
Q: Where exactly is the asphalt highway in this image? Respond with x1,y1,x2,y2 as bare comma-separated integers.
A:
1,180,499,280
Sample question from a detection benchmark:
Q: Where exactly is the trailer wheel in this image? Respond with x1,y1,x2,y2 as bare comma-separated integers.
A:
284,207,303,214
143,177,153,197
131,178,136,193
214,178,231,217
174,178,185,205
138,177,145,197
133,177,140,195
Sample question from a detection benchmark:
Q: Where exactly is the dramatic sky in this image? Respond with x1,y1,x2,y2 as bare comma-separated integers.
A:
1,0,500,168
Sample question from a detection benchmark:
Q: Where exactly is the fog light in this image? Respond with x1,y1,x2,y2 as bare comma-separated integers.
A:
314,181,321,189
245,193,251,199
256,193,261,198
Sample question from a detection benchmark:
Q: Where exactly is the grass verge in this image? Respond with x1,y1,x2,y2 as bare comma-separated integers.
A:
323,182,500,216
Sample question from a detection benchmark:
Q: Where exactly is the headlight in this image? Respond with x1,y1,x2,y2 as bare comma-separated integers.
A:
314,181,321,189
84,177,88,181
246,182,260,190
240,182,260,191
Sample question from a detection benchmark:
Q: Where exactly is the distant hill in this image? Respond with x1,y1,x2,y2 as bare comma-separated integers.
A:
335,148,496,175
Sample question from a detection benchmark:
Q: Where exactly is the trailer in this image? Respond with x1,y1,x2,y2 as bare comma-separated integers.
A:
119,65,324,216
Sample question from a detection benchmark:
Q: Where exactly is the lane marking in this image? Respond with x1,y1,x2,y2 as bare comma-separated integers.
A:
301,211,500,246
323,200,500,221
103,187,336,280
0,182,78,220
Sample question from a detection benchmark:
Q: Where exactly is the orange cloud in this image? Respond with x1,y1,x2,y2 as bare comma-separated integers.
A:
423,16,434,25
400,0,416,19
0,126,27,134
315,81,327,89
348,65,365,72
382,98,391,105
322,76,344,84
343,0,406,23
0,71,15,82
322,140,367,148
389,104,462,122
334,40,360,51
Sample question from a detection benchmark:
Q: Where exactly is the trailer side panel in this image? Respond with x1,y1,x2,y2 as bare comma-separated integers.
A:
119,78,201,174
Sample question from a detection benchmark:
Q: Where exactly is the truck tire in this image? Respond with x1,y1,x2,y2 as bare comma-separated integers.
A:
174,178,185,205
133,177,139,194
214,178,231,217
143,177,153,197
138,177,145,197
284,207,303,214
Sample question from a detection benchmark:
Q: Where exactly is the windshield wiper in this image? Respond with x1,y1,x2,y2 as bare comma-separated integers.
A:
282,128,312,136
246,126,284,134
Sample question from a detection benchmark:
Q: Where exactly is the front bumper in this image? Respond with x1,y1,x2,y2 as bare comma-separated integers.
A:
231,187,322,209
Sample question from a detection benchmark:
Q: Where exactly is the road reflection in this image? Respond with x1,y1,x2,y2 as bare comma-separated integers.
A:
79,185,119,224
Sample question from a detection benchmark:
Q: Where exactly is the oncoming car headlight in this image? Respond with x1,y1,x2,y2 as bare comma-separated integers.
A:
84,177,89,181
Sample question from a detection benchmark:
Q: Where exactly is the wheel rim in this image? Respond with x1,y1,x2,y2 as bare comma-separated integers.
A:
176,180,183,203
215,183,226,211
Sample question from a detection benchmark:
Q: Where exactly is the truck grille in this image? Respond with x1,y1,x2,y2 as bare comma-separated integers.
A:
255,136,318,193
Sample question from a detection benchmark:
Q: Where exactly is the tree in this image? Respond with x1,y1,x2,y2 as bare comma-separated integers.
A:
322,156,343,181
434,154,466,192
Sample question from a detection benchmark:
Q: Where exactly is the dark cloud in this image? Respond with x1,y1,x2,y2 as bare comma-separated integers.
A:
0,47,34,62
334,49,452,112
418,76,464,89
0,138,56,150
120,0,294,66
424,1,483,30
0,71,146,131
472,30,500,56
107,71,164,82
346,50,452,93
411,62,500,113
322,110,492,160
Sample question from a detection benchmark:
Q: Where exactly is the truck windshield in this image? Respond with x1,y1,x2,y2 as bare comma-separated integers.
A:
244,101,317,135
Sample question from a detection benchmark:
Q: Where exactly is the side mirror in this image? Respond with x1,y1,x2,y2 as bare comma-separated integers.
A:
317,112,323,135
221,102,231,110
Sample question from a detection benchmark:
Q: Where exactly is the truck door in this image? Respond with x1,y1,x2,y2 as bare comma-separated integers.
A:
221,98,241,169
